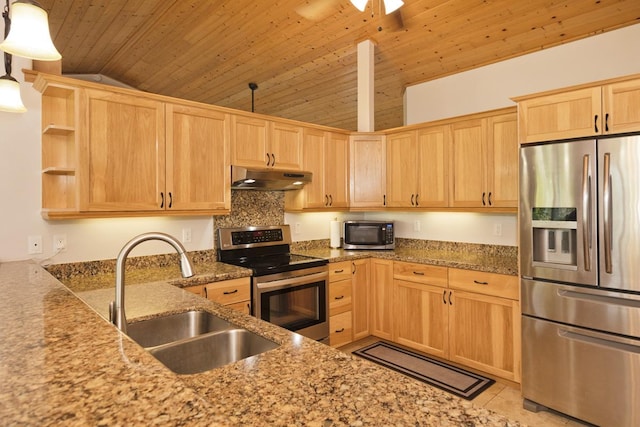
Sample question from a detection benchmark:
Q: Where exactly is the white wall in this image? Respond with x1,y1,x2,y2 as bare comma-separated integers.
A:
0,56,214,264
406,23,640,124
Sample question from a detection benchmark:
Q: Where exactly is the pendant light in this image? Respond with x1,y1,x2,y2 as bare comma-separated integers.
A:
0,0,25,113
0,0,61,61
350,0,404,15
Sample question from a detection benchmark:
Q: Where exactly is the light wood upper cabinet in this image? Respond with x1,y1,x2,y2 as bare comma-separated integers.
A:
350,135,386,209
287,129,349,211
166,104,230,211
449,110,517,209
79,88,166,212
386,127,449,208
231,115,302,170
515,74,640,143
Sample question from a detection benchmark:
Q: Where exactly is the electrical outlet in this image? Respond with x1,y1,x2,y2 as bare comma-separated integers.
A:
295,223,301,234
493,223,502,236
28,235,43,254
53,234,67,252
182,228,192,243
414,220,421,232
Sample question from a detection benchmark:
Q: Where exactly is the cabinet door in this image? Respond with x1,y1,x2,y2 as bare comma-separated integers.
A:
231,115,269,168
301,127,326,208
449,290,520,382
603,79,640,135
166,104,230,211
80,88,165,211
369,258,393,339
386,131,417,208
486,112,518,208
352,259,370,340
269,121,302,170
394,280,449,358
416,126,449,207
325,132,349,208
517,87,601,143
350,135,387,208
450,119,486,208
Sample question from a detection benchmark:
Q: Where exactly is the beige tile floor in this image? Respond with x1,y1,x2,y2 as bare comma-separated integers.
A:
338,337,591,427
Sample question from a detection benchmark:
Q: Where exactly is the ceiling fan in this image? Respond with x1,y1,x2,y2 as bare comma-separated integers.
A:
296,0,406,32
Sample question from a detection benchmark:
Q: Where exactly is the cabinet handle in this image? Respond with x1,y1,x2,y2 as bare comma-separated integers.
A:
605,113,609,132
325,195,329,206
473,280,489,285
204,287,208,299
266,153,271,166
223,289,238,295
594,114,599,133
271,153,276,166
415,194,419,207
329,194,333,206
334,295,344,300
487,192,492,206
448,291,452,305
482,192,486,206
411,194,415,206
160,192,164,208
334,269,344,273
383,195,386,206
413,271,425,276
168,192,173,208
442,290,446,304
335,328,345,333
352,262,356,274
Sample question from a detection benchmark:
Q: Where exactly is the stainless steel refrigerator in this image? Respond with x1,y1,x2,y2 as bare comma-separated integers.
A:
520,135,640,426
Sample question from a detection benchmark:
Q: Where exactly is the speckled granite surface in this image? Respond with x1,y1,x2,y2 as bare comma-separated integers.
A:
0,260,523,426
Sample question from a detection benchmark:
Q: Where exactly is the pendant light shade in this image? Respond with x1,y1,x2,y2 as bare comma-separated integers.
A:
0,0,61,61
349,0,369,12
382,0,404,14
0,74,26,112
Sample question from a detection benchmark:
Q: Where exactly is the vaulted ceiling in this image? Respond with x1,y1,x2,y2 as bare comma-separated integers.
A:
40,0,640,130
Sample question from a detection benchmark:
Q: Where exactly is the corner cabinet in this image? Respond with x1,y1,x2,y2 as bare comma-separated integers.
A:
515,74,640,143
34,74,231,219
349,134,387,209
449,109,518,209
230,115,302,170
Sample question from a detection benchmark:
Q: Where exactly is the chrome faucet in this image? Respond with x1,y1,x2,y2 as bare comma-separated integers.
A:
109,232,195,334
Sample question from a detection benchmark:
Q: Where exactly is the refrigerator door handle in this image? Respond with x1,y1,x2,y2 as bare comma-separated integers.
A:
581,154,592,272
603,152,613,273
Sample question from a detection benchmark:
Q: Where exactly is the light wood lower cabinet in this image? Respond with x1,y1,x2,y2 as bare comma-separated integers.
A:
351,259,371,341
329,261,353,347
369,258,394,340
185,277,251,315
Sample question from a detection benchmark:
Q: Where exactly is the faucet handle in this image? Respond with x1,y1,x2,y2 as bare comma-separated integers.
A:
108,300,115,323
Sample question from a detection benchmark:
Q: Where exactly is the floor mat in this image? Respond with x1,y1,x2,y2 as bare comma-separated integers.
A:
353,341,495,400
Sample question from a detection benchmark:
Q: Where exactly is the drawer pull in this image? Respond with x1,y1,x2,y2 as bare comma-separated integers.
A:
473,280,489,285
334,269,344,273
334,295,344,300
223,289,239,295
413,271,425,276
204,287,208,299
335,328,345,333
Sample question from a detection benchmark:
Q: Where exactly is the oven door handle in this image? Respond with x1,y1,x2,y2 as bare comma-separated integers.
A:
255,271,328,291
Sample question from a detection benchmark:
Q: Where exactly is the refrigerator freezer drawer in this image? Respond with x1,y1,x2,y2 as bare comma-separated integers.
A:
521,278,640,337
522,316,640,427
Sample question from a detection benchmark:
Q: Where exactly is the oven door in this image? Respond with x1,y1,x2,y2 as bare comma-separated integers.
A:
253,267,329,342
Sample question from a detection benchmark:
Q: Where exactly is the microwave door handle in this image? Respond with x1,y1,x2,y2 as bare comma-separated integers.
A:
603,152,613,273
582,154,592,272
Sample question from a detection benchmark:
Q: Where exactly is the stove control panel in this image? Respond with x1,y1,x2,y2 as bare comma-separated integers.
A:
218,225,293,250
232,229,283,245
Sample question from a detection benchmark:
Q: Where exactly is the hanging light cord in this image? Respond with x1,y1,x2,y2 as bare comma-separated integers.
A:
2,0,12,76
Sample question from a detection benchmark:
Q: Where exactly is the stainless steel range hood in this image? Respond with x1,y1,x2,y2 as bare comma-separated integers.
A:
231,166,312,191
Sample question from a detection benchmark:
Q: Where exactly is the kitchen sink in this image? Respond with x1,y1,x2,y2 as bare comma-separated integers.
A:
125,310,279,374
126,310,234,348
149,329,279,375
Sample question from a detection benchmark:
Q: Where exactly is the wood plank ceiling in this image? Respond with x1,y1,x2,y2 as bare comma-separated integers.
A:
40,0,640,131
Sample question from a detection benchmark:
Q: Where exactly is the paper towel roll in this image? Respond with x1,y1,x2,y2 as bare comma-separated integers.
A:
330,220,341,248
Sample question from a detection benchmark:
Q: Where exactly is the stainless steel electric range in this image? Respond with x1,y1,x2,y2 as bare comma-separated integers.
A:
217,225,329,342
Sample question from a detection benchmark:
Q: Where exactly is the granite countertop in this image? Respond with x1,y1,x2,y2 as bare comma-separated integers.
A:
0,260,523,426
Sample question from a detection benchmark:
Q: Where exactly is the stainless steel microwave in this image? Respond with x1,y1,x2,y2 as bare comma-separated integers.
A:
343,221,395,250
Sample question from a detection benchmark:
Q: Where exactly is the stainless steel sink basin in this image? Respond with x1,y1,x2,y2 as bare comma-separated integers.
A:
126,310,233,348
125,310,279,374
149,329,279,375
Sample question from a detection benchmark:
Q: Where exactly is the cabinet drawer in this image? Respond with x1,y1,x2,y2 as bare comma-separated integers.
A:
204,277,251,305
393,261,448,286
330,311,353,347
184,285,206,298
448,268,518,300
226,300,251,315
329,261,351,282
329,278,352,316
